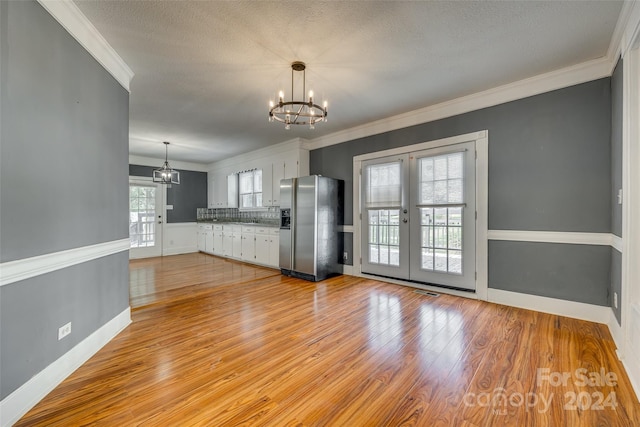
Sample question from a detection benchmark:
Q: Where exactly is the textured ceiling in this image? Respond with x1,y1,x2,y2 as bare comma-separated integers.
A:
74,0,623,164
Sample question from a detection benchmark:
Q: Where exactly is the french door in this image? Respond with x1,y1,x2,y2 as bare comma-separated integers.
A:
361,141,476,290
129,180,163,259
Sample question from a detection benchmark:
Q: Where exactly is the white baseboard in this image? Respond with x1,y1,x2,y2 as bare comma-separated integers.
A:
488,288,610,324
609,308,624,350
0,307,131,427
342,264,354,275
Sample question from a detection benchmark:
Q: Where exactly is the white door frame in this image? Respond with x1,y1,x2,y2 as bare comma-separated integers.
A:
353,130,488,300
618,14,640,399
128,176,166,259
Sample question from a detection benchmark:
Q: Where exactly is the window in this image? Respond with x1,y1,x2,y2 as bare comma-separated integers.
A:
364,160,403,267
239,169,263,209
129,184,156,248
417,152,464,274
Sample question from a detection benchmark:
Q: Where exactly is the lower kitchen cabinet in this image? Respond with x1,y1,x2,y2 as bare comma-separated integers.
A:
268,229,279,267
198,224,214,254
255,227,270,265
197,225,207,252
241,226,256,262
200,223,280,268
231,225,242,259
213,225,223,256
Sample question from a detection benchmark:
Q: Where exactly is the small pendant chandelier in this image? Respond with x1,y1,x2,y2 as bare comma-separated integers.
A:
269,61,327,130
153,141,180,187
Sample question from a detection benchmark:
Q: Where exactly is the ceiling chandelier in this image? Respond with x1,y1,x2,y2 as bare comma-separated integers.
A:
269,61,327,130
153,141,180,187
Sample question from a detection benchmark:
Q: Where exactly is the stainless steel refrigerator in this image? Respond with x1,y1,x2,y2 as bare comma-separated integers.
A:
279,175,340,281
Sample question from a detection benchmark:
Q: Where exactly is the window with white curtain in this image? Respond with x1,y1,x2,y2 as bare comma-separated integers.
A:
239,169,263,209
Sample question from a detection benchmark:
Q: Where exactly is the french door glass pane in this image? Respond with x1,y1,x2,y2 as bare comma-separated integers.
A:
419,152,463,204
365,162,402,207
367,209,400,266
129,184,156,248
419,207,463,275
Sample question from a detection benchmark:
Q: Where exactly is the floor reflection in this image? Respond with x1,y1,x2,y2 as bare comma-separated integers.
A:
367,292,402,353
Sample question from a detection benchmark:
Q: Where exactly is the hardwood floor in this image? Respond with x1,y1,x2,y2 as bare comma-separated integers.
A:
18,253,640,426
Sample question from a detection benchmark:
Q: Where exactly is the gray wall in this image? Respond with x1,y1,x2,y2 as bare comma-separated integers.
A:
610,57,623,323
0,1,130,399
310,79,612,305
129,165,207,223
611,248,622,324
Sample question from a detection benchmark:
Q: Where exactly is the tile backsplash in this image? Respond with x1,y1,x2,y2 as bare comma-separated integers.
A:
197,207,280,225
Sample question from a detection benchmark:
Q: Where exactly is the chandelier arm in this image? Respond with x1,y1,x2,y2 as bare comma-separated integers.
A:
292,104,305,124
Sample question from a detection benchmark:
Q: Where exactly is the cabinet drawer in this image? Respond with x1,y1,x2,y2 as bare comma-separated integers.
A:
255,227,272,235
242,225,256,234
213,224,223,231
269,228,280,236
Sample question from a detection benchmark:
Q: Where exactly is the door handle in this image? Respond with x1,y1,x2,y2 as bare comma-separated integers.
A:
402,218,408,223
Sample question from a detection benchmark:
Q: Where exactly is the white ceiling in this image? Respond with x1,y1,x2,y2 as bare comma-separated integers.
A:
74,0,624,165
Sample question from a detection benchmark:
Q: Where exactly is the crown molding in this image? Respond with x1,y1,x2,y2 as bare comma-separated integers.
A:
129,155,210,172
37,0,134,92
620,0,640,57
307,56,612,151
207,138,309,171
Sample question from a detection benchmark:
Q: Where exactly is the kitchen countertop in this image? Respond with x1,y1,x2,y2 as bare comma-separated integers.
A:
196,220,279,227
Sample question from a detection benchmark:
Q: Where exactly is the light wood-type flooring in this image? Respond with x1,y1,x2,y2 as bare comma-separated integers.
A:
17,253,640,426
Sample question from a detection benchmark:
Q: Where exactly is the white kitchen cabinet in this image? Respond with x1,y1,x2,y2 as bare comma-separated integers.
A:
207,174,216,209
222,225,233,257
227,174,238,208
269,229,280,267
241,225,256,261
271,160,285,206
205,225,214,254
198,224,214,253
231,225,242,259
208,171,227,208
213,225,223,255
197,224,207,252
254,227,271,265
261,164,274,207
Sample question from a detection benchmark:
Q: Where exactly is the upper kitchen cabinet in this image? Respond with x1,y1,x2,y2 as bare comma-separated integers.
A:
207,139,309,209
227,173,238,208
263,149,309,207
207,169,238,208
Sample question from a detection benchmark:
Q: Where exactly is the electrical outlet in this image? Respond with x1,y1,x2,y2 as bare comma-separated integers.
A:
343,251,348,262
617,189,623,205
614,292,618,309
58,322,72,340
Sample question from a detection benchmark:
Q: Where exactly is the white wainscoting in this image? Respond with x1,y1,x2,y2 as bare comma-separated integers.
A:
0,307,131,427
163,223,198,256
